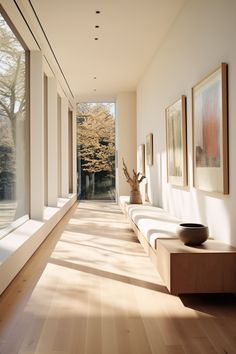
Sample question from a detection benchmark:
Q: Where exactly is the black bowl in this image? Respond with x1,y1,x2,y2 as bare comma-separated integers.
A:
177,223,209,245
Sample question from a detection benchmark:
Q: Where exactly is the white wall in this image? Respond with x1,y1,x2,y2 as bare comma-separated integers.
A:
137,0,236,246
116,92,137,197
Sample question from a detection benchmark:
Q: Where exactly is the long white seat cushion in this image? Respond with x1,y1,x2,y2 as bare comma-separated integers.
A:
125,204,180,249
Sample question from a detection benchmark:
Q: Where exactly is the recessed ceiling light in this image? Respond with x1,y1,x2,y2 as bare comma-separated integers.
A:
96,10,100,14
94,37,99,40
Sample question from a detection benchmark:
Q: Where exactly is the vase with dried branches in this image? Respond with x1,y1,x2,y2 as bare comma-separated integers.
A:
122,158,145,204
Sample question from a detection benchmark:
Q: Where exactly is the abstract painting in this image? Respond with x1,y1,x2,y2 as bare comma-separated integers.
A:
192,63,228,193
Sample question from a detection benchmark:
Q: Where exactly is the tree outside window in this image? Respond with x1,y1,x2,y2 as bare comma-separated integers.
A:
0,12,28,234
77,103,115,200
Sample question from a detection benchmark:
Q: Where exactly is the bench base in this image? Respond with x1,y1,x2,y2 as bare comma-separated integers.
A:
156,239,236,295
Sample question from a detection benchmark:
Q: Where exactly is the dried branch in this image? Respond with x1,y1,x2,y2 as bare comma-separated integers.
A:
122,158,146,191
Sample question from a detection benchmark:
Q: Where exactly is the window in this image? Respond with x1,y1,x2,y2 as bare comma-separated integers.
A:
57,95,61,197
77,103,116,200
0,9,29,238
68,109,73,194
44,74,48,205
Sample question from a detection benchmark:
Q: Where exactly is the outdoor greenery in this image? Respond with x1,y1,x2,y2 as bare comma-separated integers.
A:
0,14,25,200
77,103,115,199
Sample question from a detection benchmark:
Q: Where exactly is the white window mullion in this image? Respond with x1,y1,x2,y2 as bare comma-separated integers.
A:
30,51,44,220
47,77,58,206
60,97,69,198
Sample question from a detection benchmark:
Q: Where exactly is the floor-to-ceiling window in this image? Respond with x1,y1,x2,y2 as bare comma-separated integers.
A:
77,103,115,200
0,9,29,238
44,74,48,205
68,109,73,194
57,95,61,198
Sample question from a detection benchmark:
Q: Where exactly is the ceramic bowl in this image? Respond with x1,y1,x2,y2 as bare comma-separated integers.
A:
177,223,209,246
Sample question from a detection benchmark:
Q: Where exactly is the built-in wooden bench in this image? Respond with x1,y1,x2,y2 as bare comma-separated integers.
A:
156,239,236,295
120,197,236,295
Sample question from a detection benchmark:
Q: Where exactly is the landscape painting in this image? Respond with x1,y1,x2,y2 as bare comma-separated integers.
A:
146,133,153,166
137,144,145,176
166,96,187,186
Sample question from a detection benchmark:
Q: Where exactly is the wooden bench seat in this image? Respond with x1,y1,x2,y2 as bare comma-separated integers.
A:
119,197,236,295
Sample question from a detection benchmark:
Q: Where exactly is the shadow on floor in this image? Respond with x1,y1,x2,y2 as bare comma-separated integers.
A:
180,293,236,317
49,257,168,294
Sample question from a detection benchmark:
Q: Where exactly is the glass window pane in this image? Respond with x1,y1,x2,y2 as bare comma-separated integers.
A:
44,74,48,205
77,103,116,200
68,109,73,194
0,11,29,237
57,95,61,197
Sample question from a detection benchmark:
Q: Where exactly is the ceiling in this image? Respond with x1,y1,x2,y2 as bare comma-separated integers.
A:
30,0,186,102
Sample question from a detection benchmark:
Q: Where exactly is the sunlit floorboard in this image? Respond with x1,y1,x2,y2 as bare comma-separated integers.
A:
0,201,236,354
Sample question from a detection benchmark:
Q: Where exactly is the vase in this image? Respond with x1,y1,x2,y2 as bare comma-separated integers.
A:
177,223,209,246
129,190,142,204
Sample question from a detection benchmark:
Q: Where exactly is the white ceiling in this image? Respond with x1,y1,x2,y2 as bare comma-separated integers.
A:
31,0,186,102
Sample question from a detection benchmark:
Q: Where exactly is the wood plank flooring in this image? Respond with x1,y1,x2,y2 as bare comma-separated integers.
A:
0,201,236,354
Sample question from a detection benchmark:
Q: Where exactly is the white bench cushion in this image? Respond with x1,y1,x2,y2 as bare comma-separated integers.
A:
122,201,180,249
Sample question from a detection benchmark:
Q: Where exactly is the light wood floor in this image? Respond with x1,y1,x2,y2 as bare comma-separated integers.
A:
1,201,236,354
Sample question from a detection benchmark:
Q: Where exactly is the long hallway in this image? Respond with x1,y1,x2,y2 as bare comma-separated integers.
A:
0,202,236,354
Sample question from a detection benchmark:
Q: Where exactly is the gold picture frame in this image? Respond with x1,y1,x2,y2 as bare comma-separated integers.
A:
192,63,228,194
166,95,187,186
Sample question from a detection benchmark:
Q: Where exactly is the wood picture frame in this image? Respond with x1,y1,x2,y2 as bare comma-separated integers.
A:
166,95,187,186
192,63,228,194
137,144,145,176
146,133,153,166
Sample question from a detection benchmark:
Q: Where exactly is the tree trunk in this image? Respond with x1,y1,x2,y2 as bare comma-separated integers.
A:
85,175,90,198
90,173,95,198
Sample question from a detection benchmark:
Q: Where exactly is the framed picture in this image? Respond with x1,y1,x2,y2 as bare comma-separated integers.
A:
166,95,187,186
192,63,228,194
146,133,153,166
137,144,145,175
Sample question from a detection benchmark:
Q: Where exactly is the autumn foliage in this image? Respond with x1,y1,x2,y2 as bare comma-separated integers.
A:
77,103,115,199
77,103,115,173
